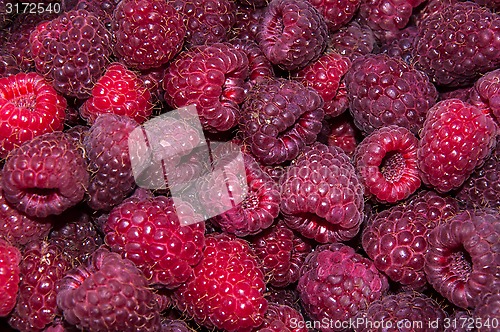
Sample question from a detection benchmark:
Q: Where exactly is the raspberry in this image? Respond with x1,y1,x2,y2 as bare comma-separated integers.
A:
404,189,460,229
163,42,249,133
379,25,418,64
75,0,119,30
8,240,72,331
298,243,389,331
354,125,421,203
57,247,162,332
0,53,20,78
264,287,301,311
440,86,473,103
173,233,267,331
469,68,500,123
317,113,362,156
472,0,500,10
444,310,475,332
249,220,312,287
280,143,365,243
294,52,351,117
137,65,167,104
258,0,328,71
413,2,500,87
359,0,425,32
417,99,497,193
345,53,438,135
239,78,324,165
257,303,307,332
231,5,265,41
354,292,447,331
170,0,236,48
161,319,193,332
83,114,138,211
0,72,66,159
103,195,205,288
29,9,112,99
328,20,378,62
474,290,500,332
1,131,90,218
80,63,152,125
425,209,500,309
0,239,21,317
112,0,185,70
307,0,361,32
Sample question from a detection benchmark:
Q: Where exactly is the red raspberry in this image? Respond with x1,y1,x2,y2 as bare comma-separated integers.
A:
163,42,249,133
328,20,378,62
57,247,162,332
137,65,167,104
0,72,66,159
171,0,236,48
425,209,500,309
0,53,20,78
8,240,72,331
80,63,152,125
103,195,205,288
317,113,361,156
405,189,460,229
239,78,324,165
75,0,119,29
472,0,500,10
280,143,365,243
379,25,418,64
173,233,267,331
29,9,112,99
294,52,352,117
474,290,500,332
307,0,361,32
1,132,90,218
354,125,421,203
359,0,425,32
249,220,312,287
231,5,265,41
469,68,500,124
417,99,497,193
0,239,21,317
256,303,308,332
258,0,328,71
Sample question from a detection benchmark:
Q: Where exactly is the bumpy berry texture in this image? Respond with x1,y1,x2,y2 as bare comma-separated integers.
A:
474,290,500,332
231,5,265,41
280,143,365,243
164,42,249,133
249,220,312,287
345,53,438,135
161,319,194,332
113,0,185,70
57,247,162,332
256,303,307,332
104,195,205,288
83,114,138,211
444,310,474,332
469,68,500,123
328,20,377,62
173,233,267,332
307,0,361,32
8,240,72,331
379,25,417,64
404,189,460,229
137,64,167,104
75,0,119,29
1,131,90,218
258,0,328,71
318,114,360,156
239,78,324,165
362,204,430,290
294,52,351,117
80,63,152,124
0,72,66,159
417,99,497,193
354,292,447,331
29,9,112,99
298,243,388,331
425,209,500,309
413,2,500,87
0,53,19,78
440,86,473,103
354,125,421,203
197,154,281,237
359,0,425,32
473,0,500,10
0,239,21,317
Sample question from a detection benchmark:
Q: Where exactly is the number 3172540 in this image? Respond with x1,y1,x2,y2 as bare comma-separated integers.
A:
5,2,61,15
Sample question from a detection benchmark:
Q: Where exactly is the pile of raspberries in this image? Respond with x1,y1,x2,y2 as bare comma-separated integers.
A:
0,0,499,331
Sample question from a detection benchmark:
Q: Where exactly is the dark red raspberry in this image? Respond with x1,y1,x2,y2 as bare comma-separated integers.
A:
29,9,112,99
197,154,281,237
413,2,500,87
354,292,447,331
0,1,12,29
238,0,268,7
172,0,236,47
249,220,312,287
256,303,307,332
8,240,72,331
161,319,193,332
57,247,162,332
362,205,430,290
404,189,460,229
173,233,267,332
413,0,456,26
354,125,421,203
0,72,66,159
317,113,361,157
137,65,167,104
280,143,365,243
113,0,185,70
474,290,500,332
469,68,500,123
345,53,438,135
444,310,475,332
164,42,249,133
83,114,138,211
307,0,361,32
328,20,378,62
379,25,418,64
264,287,301,311
239,78,324,165
75,0,119,29
258,0,328,71
472,0,500,10
294,52,351,117
440,86,473,103
298,243,389,330
80,63,152,125
0,53,20,78
104,195,205,288
359,0,425,33
2,131,90,218
417,99,497,193
0,239,21,317
425,209,500,309
231,5,265,41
